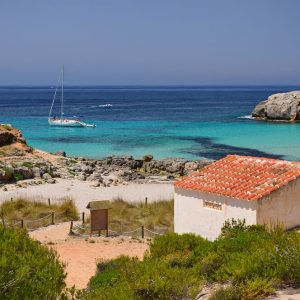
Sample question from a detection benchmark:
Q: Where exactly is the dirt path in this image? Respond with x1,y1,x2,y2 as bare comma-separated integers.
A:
30,222,149,289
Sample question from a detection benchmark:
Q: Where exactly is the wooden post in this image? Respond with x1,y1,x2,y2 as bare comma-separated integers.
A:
145,197,148,206
1,209,5,228
21,219,24,229
98,230,101,237
10,197,13,202
82,212,85,224
141,226,144,239
48,198,51,206
51,212,55,225
69,221,73,235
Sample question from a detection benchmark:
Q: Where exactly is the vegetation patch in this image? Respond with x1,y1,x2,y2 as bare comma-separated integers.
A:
81,198,173,234
22,161,33,169
84,220,300,300
0,124,12,131
0,198,79,229
0,145,26,157
0,225,65,299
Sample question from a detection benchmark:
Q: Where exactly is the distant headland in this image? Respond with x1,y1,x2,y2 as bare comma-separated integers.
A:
252,91,300,122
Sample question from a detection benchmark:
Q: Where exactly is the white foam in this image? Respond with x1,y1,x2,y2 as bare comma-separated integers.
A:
238,115,253,119
99,104,113,108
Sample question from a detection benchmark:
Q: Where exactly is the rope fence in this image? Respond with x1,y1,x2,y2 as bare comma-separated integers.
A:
71,223,165,239
1,198,168,238
0,210,76,231
1,210,167,238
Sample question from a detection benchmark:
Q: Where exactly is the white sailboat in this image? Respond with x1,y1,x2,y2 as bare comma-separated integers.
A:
48,66,96,127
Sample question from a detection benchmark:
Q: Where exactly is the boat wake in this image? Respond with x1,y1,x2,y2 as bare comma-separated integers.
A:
238,115,253,119
99,104,113,108
90,104,113,108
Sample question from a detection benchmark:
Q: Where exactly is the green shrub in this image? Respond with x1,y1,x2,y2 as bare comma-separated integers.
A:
85,220,300,300
86,256,199,300
209,286,241,300
149,232,210,258
239,278,274,300
13,172,24,181
2,166,14,181
0,225,65,299
22,162,33,169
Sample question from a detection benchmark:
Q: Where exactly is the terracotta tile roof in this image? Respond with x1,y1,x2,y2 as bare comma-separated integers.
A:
174,155,300,201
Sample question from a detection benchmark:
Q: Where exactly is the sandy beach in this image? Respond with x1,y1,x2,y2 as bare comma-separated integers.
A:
0,179,174,212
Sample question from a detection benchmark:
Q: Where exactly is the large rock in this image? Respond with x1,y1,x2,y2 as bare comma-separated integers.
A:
32,167,41,178
42,173,52,180
106,156,143,169
252,91,300,121
15,166,33,179
0,131,16,146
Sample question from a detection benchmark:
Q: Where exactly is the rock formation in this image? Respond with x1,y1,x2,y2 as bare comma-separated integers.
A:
0,124,32,155
252,91,300,121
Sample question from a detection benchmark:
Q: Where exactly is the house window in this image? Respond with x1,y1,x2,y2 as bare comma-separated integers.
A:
203,200,222,211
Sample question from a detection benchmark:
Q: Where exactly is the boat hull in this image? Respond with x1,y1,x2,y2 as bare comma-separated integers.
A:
48,119,85,127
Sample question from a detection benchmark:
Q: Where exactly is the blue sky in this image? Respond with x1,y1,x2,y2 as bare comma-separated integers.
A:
0,0,300,85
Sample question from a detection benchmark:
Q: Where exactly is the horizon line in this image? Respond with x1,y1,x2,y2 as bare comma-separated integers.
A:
0,84,300,88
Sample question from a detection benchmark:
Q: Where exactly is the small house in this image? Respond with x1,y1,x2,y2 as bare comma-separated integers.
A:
174,155,300,240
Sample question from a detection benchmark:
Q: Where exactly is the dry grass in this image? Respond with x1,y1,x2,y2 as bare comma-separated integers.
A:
0,197,79,229
107,197,173,233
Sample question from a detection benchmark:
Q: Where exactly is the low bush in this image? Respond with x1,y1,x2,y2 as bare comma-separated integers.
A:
86,256,199,300
13,172,24,181
150,232,210,259
85,220,300,300
2,166,14,181
209,286,241,300
0,225,65,299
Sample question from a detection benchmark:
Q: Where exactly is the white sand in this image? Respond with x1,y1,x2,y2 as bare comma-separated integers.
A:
0,179,174,212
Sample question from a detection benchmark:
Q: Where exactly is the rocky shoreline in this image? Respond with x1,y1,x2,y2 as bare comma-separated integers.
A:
0,154,212,190
0,124,212,190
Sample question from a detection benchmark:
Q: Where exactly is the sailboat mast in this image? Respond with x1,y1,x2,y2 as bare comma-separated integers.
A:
49,67,62,119
61,65,64,120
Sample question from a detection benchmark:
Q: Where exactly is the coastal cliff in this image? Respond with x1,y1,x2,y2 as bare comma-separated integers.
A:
0,124,32,156
252,91,300,121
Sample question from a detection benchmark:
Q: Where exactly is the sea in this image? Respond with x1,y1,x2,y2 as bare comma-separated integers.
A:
0,86,300,161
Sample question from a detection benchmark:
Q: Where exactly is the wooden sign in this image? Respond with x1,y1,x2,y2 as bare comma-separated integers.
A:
91,209,108,231
86,200,111,236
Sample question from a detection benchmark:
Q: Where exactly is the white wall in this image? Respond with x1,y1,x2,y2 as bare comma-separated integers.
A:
257,178,300,230
174,187,257,241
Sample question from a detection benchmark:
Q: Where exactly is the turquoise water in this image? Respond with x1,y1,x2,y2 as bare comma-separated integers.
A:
0,86,300,161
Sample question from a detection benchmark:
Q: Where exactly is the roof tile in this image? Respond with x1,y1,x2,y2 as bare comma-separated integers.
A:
174,155,300,201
